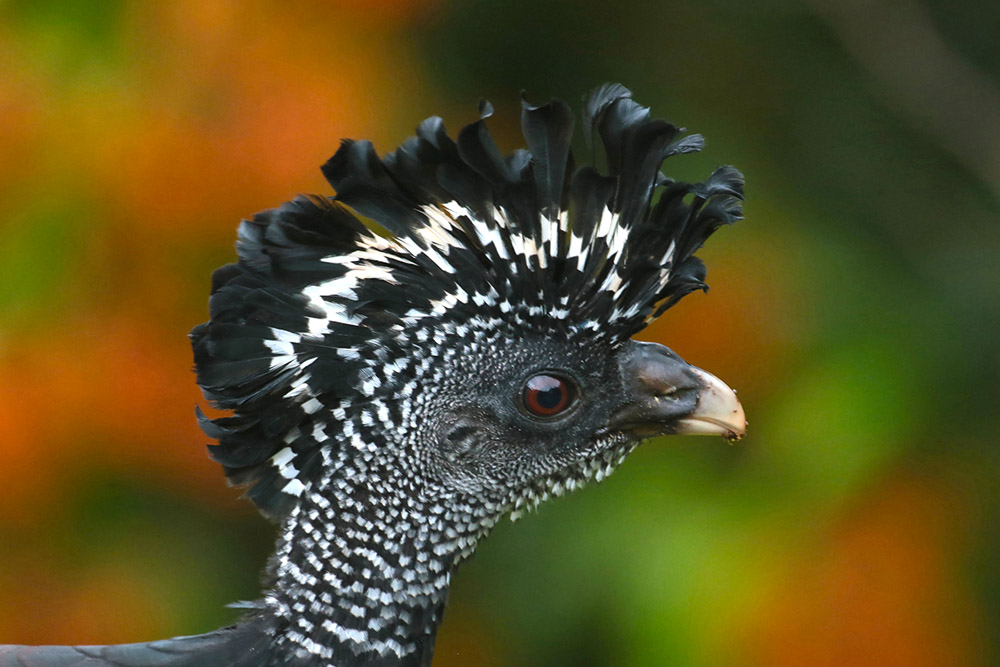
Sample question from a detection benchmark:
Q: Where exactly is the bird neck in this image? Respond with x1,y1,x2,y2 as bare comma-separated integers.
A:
261,464,498,666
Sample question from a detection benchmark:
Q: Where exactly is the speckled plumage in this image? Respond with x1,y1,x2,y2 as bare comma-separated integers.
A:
1,84,744,667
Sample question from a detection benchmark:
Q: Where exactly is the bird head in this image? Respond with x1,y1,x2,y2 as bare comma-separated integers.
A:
190,84,745,525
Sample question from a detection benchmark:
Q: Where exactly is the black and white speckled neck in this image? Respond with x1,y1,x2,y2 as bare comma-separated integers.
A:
264,467,486,664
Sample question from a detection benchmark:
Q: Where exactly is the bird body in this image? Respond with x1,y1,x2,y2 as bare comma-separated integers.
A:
1,84,746,667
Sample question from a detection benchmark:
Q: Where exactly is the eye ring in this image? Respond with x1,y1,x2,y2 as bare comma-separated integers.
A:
521,373,576,418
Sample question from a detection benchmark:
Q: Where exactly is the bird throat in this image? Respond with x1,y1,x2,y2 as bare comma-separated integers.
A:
261,462,499,665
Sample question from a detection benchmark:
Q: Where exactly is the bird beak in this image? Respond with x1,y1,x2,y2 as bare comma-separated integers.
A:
608,341,746,441
673,366,747,441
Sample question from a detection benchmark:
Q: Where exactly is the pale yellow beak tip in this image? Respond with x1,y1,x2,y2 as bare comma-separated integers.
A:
674,367,747,441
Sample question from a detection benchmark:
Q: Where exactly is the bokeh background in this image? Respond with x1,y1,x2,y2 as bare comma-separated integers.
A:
1,1,998,665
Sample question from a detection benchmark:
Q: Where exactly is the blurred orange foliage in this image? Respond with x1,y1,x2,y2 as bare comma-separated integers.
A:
744,474,983,667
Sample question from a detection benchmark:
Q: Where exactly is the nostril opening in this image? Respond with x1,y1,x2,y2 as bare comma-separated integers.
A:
660,387,697,404
657,386,679,399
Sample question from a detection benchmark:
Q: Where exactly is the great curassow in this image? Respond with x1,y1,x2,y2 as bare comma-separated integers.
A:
0,83,746,667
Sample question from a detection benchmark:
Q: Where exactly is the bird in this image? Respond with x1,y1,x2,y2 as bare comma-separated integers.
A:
0,83,746,667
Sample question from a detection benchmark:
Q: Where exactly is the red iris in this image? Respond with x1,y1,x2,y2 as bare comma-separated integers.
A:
522,374,574,417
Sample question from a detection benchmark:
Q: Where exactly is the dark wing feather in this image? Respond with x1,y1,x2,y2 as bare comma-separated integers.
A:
0,624,269,667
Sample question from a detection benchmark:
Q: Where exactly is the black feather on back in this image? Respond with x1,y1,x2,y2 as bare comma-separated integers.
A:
0,620,273,667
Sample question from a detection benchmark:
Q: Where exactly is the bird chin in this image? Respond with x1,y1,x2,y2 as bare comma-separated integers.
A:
616,423,677,440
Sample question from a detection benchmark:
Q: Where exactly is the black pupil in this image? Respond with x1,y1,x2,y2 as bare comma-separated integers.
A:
528,375,565,412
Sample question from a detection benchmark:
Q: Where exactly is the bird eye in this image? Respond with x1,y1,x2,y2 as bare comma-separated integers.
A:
522,373,575,418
